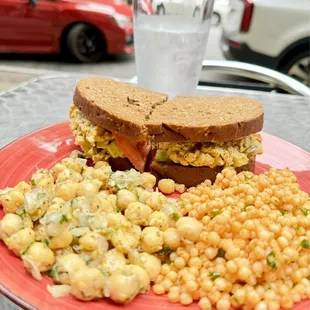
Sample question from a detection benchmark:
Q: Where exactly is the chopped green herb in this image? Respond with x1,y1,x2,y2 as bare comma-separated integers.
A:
209,271,220,281
280,210,288,215
210,210,222,219
241,206,249,212
30,179,36,186
216,248,226,258
171,212,180,221
159,246,173,258
301,208,309,216
43,239,49,247
266,251,277,269
116,207,122,213
244,175,252,182
178,202,185,209
59,214,68,224
45,266,58,279
300,239,310,249
100,269,111,277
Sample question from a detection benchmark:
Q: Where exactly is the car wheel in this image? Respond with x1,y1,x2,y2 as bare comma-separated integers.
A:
211,12,221,27
66,23,106,63
280,50,310,87
156,4,165,15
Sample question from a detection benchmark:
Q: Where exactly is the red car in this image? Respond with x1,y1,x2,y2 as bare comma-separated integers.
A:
0,0,134,62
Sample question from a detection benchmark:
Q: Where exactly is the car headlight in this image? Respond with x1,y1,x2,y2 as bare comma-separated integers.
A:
112,13,132,28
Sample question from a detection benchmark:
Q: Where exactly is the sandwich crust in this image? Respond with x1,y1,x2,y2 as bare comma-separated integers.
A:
150,159,256,188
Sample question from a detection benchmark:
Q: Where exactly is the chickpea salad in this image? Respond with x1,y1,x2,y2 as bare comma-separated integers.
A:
0,150,309,310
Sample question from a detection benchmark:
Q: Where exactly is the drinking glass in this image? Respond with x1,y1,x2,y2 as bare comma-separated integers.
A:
133,0,215,98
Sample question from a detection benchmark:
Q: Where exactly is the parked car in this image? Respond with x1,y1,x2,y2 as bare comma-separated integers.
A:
0,0,134,63
221,0,310,86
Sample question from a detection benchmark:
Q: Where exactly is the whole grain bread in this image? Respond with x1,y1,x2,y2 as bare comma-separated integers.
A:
73,78,264,143
74,78,168,140
150,159,256,187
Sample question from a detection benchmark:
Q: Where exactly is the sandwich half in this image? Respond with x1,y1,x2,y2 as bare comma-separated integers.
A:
147,96,263,187
70,77,168,172
69,78,264,187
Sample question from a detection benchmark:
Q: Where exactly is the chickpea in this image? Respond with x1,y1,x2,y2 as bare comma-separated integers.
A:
70,266,105,301
91,165,112,183
14,181,31,194
49,230,73,250
30,169,54,190
101,248,127,273
79,232,100,251
176,216,202,242
106,212,127,227
148,211,169,231
0,190,24,213
163,228,181,249
117,189,138,210
62,156,87,173
55,182,77,201
140,173,157,189
128,264,151,293
141,227,164,253
134,187,152,204
129,252,161,281
6,227,36,256
76,179,102,196
107,267,140,303
111,229,139,254
51,163,66,179
23,242,55,272
146,191,167,211
56,168,83,183
158,179,176,195
0,213,23,239
124,202,152,226
55,253,86,284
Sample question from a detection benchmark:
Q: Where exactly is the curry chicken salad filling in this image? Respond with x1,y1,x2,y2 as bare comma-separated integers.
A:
70,105,124,163
155,134,263,168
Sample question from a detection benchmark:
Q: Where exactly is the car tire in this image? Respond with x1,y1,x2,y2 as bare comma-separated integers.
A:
66,23,106,63
211,12,221,27
156,4,165,15
279,50,310,87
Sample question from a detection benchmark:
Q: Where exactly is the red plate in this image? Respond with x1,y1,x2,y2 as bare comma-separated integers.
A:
0,122,309,310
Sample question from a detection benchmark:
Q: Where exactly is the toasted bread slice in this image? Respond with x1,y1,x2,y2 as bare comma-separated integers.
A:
73,77,168,140
147,96,264,142
150,159,256,187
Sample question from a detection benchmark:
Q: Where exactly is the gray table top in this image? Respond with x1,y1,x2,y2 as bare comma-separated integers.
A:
0,75,310,310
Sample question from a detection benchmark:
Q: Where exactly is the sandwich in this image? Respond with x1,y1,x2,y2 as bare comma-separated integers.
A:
70,78,264,187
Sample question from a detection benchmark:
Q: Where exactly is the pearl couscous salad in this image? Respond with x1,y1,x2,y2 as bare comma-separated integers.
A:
0,150,309,309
